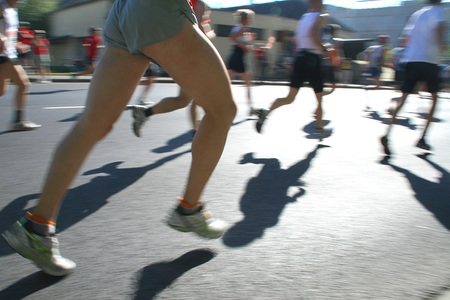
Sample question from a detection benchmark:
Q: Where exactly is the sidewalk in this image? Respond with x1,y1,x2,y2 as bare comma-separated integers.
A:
27,74,450,96
27,73,392,89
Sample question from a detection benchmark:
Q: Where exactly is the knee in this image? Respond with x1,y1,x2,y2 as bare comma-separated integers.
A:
219,97,237,124
285,97,295,105
76,115,115,142
175,96,193,108
17,80,30,93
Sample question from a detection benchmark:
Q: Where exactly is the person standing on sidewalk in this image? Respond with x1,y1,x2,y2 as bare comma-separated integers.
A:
3,0,236,276
255,0,332,135
381,0,446,155
0,0,40,131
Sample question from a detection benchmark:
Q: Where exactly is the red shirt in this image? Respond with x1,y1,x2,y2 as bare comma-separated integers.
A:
18,29,34,46
82,35,102,58
33,38,50,55
190,0,199,12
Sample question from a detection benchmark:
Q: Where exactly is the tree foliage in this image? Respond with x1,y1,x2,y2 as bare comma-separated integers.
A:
17,0,58,31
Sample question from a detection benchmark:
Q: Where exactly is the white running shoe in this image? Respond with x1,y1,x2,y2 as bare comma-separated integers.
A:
2,218,76,276
132,105,148,138
11,120,41,131
167,205,228,239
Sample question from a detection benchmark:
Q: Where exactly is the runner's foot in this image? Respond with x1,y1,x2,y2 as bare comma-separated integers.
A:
132,105,149,137
2,218,76,276
167,202,228,239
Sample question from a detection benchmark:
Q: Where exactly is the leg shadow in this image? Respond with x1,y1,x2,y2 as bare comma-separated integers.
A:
132,248,216,300
0,271,64,300
152,131,194,153
386,154,450,230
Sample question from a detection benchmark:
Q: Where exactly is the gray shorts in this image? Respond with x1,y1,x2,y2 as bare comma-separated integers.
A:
103,0,197,60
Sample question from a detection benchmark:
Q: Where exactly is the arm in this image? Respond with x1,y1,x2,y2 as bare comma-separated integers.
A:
229,27,248,52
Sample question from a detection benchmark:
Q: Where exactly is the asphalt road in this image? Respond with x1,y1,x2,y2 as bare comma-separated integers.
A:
0,82,449,300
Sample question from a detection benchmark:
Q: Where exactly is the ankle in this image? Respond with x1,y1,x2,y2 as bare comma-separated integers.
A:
176,197,202,215
26,212,56,236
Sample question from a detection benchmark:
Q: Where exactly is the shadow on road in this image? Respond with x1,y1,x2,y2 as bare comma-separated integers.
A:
382,154,450,231
28,89,88,95
0,150,190,257
59,113,81,122
364,110,417,130
0,271,64,299
152,118,255,154
223,144,330,248
152,131,193,153
303,120,333,140
132,248,216,300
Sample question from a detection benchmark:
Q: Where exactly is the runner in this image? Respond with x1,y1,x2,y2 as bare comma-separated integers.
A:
381,0,446,155
3,0,236,276
363,35,389,89
255,0,332,135
0,0,40,131
227,9,256,116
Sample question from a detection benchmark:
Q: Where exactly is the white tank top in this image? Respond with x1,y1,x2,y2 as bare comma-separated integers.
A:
295,12,321,54
230,25,249,46
0,0,18,59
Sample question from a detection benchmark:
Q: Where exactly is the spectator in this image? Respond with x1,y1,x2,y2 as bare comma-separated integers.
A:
33,30,51,83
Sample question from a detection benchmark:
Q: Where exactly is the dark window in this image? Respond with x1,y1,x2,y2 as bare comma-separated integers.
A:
216,24,234,37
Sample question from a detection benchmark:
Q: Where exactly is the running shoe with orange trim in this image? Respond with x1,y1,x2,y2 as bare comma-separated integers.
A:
2,218,76,276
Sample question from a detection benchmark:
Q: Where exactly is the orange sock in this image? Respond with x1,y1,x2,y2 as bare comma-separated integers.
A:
177,197,201,209
26,212,56,226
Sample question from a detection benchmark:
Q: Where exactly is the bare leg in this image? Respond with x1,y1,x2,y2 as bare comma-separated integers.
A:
150,88,192,115
385,92,409,137
137,76,153,101
0,77,10,97
11,65,31,111
0,62,30,111
240,71,252,109
420,92,438,140
33,47,149,222
314,92,324,129
269,87,299,112
190,101,200,131
141,21,236,206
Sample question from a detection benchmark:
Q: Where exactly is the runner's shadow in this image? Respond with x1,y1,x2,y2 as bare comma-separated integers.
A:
59,113,81,122
132,248,216,300
364,110,417,130
0,150,189,256
303,120,332,140
152,131,193,154
223,144,330,247
0,271,64,300
28,89,87,95
152,118,254,154
413,112,442,123
384,154,450,231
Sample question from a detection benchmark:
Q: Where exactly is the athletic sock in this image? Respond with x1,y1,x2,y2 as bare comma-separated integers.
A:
15,110,22,123
145,107,154,117
176,197,202,215
26,212,56,236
